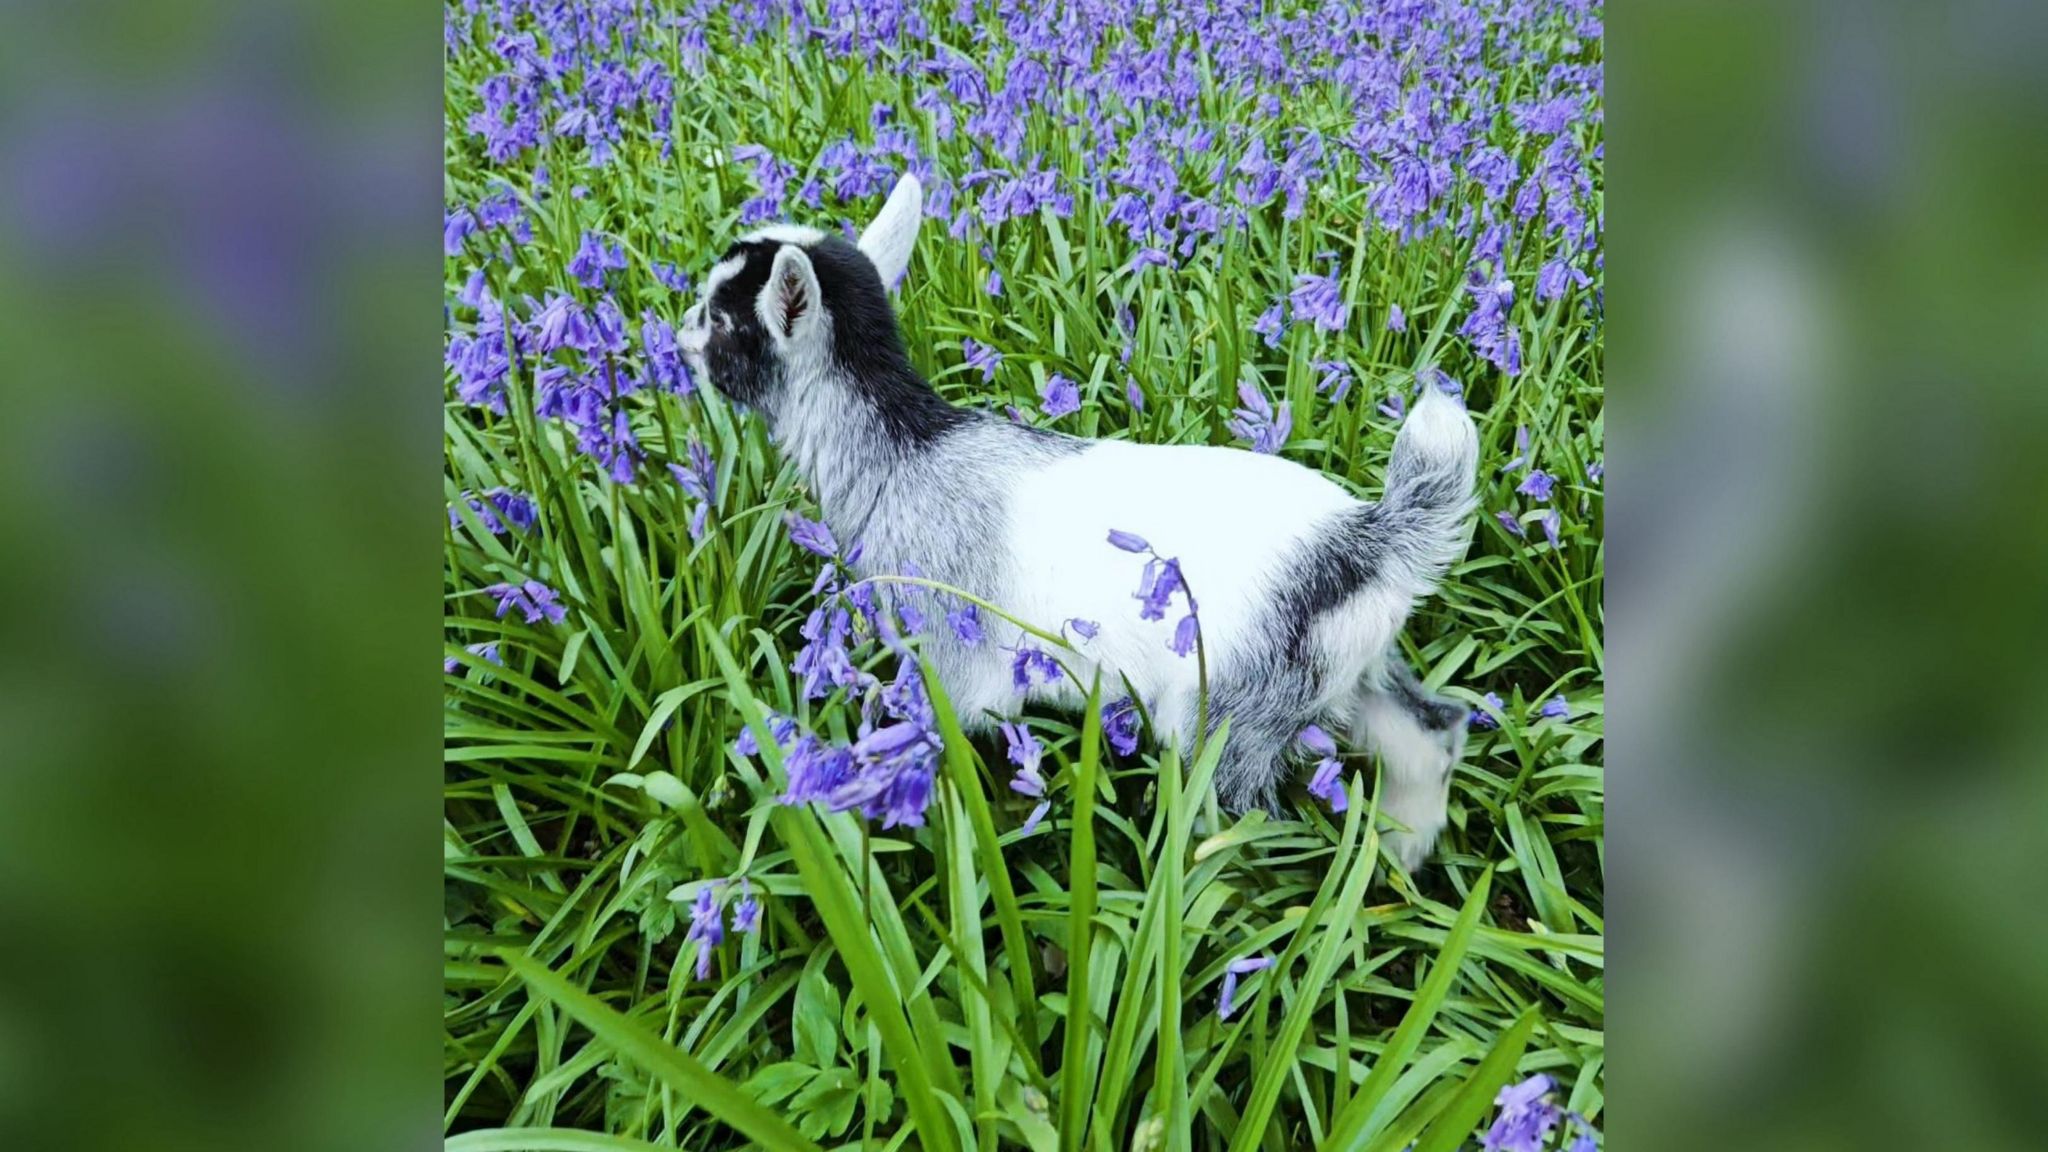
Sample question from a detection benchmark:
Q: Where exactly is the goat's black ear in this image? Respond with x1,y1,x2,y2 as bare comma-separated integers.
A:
757,245,823,346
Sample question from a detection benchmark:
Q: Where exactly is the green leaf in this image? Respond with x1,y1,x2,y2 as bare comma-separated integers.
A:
500,953,821,1152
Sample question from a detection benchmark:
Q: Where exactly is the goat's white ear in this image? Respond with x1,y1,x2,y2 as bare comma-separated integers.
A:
857,173,922,292
757,245,824,347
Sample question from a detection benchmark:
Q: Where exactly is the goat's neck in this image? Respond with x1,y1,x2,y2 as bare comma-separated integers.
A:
768,367,903,550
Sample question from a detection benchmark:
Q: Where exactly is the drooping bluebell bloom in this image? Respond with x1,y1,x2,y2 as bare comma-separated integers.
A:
1251,300,1286,348
444,207,476,256
445,641,503,675
1103,698,1141,757
961,337,1002,382
947,604,984,646
487,580,567,625
1541,509,1562,547
1064,617,1099,641
1002,719,1045,799
1495,510,1526,539
731,889,761,934
1289,263,1349,332
1228,377,1291,455
1538,695,1571,720
785,511,839,558
1125,378,1144,412
1387,303,1407,332
568,230,627,289
1481,1073,1560,1152
1217,954,1273,1020
1041,373,1080,418
1010,645,1062,691
1106,529,1150,554
1461,278,1523,376
1314,360,1353,404
1518,470,1555,501
1470,691,1506,731
684,885,724,981
651,261,691,294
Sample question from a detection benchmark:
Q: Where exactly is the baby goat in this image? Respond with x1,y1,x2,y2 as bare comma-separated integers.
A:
678,174,1479,870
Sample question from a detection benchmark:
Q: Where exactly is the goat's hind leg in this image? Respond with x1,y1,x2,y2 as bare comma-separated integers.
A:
1352,653,1469,873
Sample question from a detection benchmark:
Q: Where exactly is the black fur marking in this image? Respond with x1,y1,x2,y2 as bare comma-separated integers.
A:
698,235,969,448
801,235,969,447
703,240,781,408
1267,504,1392,661
1380,652,1468,732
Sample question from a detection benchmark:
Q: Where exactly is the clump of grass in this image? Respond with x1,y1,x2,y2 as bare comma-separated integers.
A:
444,0,1603,1148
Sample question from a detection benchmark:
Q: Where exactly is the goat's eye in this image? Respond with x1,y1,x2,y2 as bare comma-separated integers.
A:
712,310,732,333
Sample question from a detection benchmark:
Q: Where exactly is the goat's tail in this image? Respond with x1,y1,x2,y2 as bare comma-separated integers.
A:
1378,384,1480,594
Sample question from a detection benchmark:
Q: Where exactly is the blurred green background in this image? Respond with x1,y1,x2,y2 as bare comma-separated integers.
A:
0,1,2044,1149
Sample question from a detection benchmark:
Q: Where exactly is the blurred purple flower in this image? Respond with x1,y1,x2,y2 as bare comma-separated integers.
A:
1041,372,1080,418
1228,377,1291,454
1103,698,1141,756
785,511,839,558
1482,1074,1560,1152
962,338,1002,382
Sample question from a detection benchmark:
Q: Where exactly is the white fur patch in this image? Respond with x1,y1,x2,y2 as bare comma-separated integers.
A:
701,255,748,300
1354,690,1459,872
740,224,827,247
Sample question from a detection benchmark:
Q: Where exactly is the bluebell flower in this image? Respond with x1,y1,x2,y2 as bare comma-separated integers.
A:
1482,1073,1560,1152
1134,557,1183,621
785,511,839,558
1125,378,1145,412
1461,278,1522,376
782,735,855,804
1495,510,1526,539
961,338,1002,382
1064,617,1099,641
1541,509,1562,547
569,230,627,289
1011,645,1062,691
1041,373,1080,418
1170,612,1200,657
1107,529,1151,553
445,641,502,675
1228,377,1291,455
731,890,761,934
487,580,568,625
1469,692,1506,731
1314,360,1353,403
1252,300,1286,348
1387,303,1407,332
1586,460,1604,484
1103,698,1142,757
1538,695,1571,720
1002,719,1046,798
684,885,724,981
1289,264,1349,332
652,262,691,294
948,605,984,646
1124,247,1171,273
1218,954,1273,1020
444,207,476,256
1021,801,1051,834
1518,469,1555,501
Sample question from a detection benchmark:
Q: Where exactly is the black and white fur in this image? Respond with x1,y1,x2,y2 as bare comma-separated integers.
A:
679,176,1480,870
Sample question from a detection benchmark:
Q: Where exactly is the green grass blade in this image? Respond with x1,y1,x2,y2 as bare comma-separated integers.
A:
1319,867,1496,1151
499,953,820,1152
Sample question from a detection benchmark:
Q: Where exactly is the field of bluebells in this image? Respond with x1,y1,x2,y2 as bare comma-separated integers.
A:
444,1,1602,1149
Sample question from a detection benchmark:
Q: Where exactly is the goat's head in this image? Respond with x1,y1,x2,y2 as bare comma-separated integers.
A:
677,174,924,418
